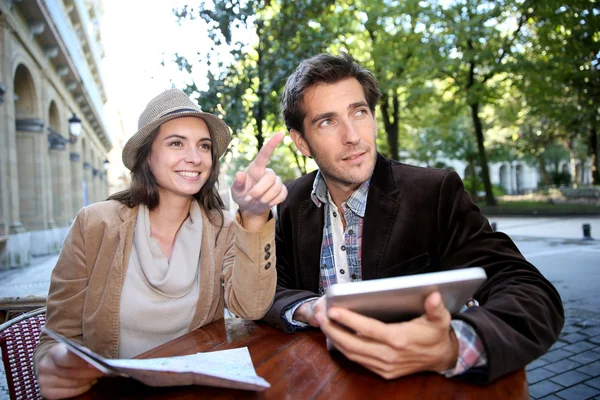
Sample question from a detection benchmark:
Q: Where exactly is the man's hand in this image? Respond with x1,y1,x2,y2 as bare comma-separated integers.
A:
36,343,105,399
231,132,288,232
316,291,459,380
293,296,327,327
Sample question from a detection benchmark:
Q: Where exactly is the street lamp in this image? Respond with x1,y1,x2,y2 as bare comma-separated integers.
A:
68,113,82,138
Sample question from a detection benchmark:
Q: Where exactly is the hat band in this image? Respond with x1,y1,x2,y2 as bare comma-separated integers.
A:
161,108,199,118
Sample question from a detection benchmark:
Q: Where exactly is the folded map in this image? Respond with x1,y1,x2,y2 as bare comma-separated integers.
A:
43,328,270,391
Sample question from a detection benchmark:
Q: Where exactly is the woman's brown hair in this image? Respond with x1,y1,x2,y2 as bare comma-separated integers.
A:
108,121,225,228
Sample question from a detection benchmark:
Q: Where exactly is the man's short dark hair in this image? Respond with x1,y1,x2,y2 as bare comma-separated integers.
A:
281,53,382,136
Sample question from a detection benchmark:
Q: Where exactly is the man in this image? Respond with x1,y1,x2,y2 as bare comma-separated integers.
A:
263,53,563,383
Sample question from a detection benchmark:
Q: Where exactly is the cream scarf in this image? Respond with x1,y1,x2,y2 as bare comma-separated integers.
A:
118,201,203,358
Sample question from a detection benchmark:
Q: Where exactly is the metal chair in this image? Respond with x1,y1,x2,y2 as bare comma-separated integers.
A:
0,308,45,400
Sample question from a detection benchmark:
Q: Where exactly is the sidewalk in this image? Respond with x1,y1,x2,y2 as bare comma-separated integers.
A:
488,216,600,241
492,216,600,399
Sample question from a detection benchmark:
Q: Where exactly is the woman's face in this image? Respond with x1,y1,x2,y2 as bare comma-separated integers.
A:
148,116,213,201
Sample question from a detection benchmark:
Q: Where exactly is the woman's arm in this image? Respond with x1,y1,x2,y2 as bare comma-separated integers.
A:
221,214,277,319
33,208,105,398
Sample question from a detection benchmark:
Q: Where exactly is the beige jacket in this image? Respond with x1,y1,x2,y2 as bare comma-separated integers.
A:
33,200,276,365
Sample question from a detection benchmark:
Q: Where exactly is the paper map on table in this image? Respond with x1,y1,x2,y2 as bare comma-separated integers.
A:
43,328,270,391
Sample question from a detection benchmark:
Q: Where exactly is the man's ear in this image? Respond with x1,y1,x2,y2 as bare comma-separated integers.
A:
290,129,312,158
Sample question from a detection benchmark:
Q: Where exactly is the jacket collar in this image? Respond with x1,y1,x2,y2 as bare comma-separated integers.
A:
297,153,401,289
118,202,139,222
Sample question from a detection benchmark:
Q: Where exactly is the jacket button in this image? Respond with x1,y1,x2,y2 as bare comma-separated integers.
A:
265,262,271,270
340,269,345,275
352,274,357,280
341,245,346,251
264,252,271,260
264,243,271,252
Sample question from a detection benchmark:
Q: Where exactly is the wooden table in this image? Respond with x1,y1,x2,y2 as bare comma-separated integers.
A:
77,318,528,399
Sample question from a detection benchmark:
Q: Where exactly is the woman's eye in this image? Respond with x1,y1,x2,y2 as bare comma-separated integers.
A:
200,143,212,151
169,140,183,147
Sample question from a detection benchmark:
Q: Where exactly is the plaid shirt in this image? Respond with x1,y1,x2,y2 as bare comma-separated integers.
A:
311,171,368,294
286,171,487,377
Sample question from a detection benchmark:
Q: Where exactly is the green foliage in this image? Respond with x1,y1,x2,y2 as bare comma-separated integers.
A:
173,0,343,182
550,171,572,186
169,0,598,187
493,184,507,197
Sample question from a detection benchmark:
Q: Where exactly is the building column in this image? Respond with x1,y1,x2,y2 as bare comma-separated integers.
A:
48,130,72,226
70,150,83,216
16,119,48,231
0,18,24,235
82,161,92,207
91,166,100,204
510,162,518,194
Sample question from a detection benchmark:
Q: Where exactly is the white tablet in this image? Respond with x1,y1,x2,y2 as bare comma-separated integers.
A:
325,267,487,322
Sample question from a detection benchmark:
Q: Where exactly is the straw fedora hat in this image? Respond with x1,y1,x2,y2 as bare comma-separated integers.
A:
122,89,231,170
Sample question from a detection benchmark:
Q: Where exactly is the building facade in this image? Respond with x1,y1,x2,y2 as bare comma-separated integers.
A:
440,159,594,195
0,0,112,268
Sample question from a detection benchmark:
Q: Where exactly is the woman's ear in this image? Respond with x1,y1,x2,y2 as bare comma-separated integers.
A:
290,129,312,158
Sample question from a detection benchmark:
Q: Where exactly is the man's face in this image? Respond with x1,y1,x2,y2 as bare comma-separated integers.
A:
291,78,377,193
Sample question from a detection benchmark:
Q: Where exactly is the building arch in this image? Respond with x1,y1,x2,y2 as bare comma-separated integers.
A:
499,163,511,193
47,99,72,226
48,100,61,132
13,63,39,119
80,137,90,207
14,63,47,231
515,164,524,194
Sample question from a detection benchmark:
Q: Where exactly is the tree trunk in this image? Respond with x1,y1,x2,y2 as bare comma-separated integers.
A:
254,21,265,150
536,154,550,186
380,92,400,160
470,102,497,206
590,124,599,185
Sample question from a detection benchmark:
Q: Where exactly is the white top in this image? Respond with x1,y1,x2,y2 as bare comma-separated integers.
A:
118,202,202,358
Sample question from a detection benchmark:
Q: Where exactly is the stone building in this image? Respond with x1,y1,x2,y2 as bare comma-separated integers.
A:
0,0,112,268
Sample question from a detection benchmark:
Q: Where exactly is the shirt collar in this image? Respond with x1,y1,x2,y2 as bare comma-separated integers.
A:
310,170,370,218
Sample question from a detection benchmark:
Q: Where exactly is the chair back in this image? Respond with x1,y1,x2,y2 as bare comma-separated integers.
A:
0,308,46,400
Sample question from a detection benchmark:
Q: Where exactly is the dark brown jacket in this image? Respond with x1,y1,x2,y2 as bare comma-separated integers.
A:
264,154,563,383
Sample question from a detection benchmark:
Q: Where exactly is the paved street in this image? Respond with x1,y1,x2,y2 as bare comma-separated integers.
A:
1,216,599,399
490,216,600,399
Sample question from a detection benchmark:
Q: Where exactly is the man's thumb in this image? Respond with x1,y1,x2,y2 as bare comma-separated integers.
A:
424,291,445,322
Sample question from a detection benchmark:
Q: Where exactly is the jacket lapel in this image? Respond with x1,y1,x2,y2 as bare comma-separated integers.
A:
361,155,400,280
193,207,215,327
298,198,324,293
107,203,138,357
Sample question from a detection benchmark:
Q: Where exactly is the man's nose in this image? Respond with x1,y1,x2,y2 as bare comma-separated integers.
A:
341,119,361,145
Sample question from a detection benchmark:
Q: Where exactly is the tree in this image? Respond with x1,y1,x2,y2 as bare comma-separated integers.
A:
173,1,343,181
522,0,600,184
435,0,536,205
357,0,440,161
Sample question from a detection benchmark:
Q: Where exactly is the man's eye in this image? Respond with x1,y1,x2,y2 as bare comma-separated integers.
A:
355,109,368,116
319,119,333,128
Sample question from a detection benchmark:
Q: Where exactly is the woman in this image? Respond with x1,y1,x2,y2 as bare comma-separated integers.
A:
33,89,287,399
